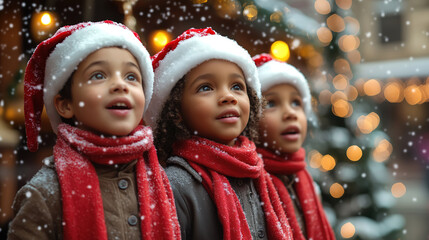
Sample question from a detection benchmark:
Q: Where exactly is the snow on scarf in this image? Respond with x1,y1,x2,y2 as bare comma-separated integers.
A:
173,136,294,240
257,147,336,240
54,124,180,240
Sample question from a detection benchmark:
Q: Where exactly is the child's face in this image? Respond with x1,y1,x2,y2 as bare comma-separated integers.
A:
259,84,307,154
55,47,145,136
181,59,250,146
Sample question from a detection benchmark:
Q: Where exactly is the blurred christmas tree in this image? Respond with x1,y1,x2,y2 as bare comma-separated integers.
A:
305,1,405,239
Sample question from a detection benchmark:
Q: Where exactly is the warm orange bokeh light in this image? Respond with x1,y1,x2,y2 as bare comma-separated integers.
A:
317,27,333,45
327,14,345,32
341,222,356,238
315,0,331,15
391,182,406,198
321,154,336,171
339,35,360,52
333,74,349,90
363,79,382,96
404,85,422,105
336,0,352,10
384,81,404,103
357,112,380,134
330,183,344,198
332,99,352,118
373,139,393,162
243,4,258,21
309,150,323,168
347,145,362,161
346,86,358,101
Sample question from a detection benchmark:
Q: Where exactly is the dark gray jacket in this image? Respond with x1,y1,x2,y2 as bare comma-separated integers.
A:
165,156,268,240
8,156,142,240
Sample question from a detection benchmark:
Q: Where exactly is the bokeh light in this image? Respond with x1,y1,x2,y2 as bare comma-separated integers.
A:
271,40,290,61
347,145,362,161
333,74,349,90
330,183,344,198
404,84,422,105
327,14,345,32
332,99,352,118
317,27,333,45
384,81,404,103
341,222,356,238
357,112,380,134
339,35,360,52
363,79,381,96
321,154,336,171
314,0,331,15
391,182,406,198
346,86,358,101
309,150,323,168
243,4,258,21
41,13,52,25
373,139,393,162
336,0,352,10
270,11,282,23
151,30,172,53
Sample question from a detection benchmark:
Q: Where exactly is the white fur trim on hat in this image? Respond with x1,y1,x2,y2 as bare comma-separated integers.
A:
145,34,260,128
44,22,153,133
258,60,312,117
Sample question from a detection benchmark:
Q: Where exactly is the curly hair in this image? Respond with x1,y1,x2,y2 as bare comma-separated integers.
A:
154,77,261,165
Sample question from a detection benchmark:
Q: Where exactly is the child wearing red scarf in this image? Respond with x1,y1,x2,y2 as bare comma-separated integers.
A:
145,28,294,240
8,21,180,240
253,53,336,240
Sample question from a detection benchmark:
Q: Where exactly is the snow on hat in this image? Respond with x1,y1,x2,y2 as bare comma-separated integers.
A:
24,20,154,152
252,53,313,118
144,27,260,128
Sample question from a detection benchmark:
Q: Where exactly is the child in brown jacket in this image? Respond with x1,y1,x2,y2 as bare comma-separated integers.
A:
253,53,335,240
8,21,180,240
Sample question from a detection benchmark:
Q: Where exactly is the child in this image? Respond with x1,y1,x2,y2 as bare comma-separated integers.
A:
145,28,294,240
8,21,180,240
253,53,335,240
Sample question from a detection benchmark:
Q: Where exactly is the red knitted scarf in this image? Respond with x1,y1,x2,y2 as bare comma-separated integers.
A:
257,147,336,240
54,124,180,240
173,136,294,240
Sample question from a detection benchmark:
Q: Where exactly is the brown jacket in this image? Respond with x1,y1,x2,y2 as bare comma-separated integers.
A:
8,156,142,240
166,156,268,240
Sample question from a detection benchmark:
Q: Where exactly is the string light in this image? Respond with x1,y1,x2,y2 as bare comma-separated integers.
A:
270,41,290,61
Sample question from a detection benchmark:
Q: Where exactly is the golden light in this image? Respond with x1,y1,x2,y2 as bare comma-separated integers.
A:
317,27,333,45
373,139,393,162
357,112,379,134
193,0,207,3
270,11,282,23
346,145,362,161
151,30,172,53
326,14,345,32
341,222,356,238
336,0,352,10
391,182,406,198
213,0,241,19
346,86,358,101
314,0,331,15
347,50,361,64
404,85,422,105
333,74,348,90
333,58,351,75
332,99,352,118
384,82,404,103
41,12,52,25
271,41,290,62
31,11,58,42
330,183,344,198
243,4,258,21
344,16,360,35
331,90,347,103
319,89,332,105
363,79,381,96
321,154,336,171
309,150,323,168
339,35,359,52
308,53,324,68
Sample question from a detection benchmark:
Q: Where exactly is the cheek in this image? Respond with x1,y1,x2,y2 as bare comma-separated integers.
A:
259,114,278,137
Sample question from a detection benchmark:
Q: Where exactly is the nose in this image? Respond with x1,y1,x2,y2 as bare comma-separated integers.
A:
218,88,238,105
109,75,129,94
282,104,297,121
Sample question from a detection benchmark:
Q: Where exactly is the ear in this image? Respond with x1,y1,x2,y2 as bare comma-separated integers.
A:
54,94,74,119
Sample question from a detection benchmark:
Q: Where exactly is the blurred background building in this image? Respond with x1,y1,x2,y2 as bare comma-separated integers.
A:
0,0,428,239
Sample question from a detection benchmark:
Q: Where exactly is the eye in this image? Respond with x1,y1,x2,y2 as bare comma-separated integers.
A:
125,73,139,82
197,85,213,92
231,83,245,91
265,100,276,109
89,72,105,80
291,98,302,108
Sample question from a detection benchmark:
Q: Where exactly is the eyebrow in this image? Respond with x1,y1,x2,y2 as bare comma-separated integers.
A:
83,61,140,72
125,61,140,70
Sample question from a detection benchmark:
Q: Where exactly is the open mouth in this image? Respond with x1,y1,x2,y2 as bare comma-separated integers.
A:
216,110,240,123
106,102,131,110
281,126,300,140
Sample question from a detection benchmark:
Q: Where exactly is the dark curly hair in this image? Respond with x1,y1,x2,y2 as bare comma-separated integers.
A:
154,77,261,165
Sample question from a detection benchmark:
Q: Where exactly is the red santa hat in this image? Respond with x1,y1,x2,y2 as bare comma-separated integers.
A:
144,27,261,128
252,53,313,118
24,20,154,152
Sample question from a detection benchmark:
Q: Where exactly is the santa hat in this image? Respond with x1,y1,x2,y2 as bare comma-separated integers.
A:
144,27,260,128
252,53,313,118
24,20,154,152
